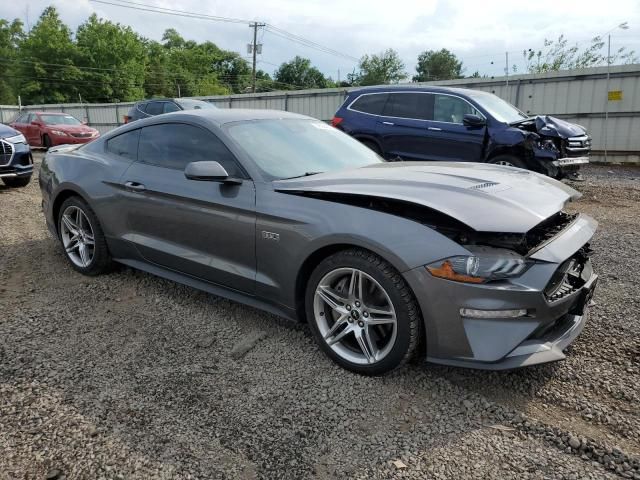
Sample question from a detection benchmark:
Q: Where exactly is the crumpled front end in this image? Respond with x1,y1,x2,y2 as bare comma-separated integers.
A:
514,115,592,178
403,212,598,370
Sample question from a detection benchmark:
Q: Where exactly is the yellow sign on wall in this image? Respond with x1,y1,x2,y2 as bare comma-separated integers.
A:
608,90,623,101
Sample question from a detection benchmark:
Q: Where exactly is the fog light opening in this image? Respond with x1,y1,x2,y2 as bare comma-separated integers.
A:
460,308,528,319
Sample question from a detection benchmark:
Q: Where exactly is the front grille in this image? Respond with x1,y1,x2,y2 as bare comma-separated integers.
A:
565,135,592,157
525,212,577,253
544,246,591,302
0,140,14,166
71,132,92,138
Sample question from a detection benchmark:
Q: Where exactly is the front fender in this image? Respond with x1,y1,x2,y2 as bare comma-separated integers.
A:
254,186,470,310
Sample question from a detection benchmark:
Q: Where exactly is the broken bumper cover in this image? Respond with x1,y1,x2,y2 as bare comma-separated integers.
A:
552,156,589,167
402,213,598,370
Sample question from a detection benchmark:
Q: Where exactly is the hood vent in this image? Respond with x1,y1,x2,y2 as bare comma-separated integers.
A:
468,181,500,190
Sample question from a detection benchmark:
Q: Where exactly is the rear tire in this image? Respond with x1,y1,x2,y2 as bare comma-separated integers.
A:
305,248,422,375
487,154,527,170
57,196,113,276
2,176,31,188
359,139,382,156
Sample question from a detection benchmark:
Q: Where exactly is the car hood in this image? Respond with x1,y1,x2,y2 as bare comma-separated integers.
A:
274,162,580,233
0,123,19,138
512,115,586,139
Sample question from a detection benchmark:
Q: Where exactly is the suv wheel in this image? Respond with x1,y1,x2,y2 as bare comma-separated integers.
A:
305,248,422,375
359,139,382,156
488,155,527,169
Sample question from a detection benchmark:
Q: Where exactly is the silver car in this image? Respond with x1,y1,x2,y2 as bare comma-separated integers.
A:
39,109,598,375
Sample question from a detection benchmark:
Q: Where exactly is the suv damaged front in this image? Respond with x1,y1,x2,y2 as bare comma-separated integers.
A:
506,115,591,179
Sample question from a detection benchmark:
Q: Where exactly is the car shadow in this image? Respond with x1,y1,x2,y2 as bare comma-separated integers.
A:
1,237,561,478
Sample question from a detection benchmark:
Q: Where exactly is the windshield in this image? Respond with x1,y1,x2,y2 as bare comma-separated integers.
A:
40,114,82,125
466,91,528,123
175,99,216,110
225,119,383,180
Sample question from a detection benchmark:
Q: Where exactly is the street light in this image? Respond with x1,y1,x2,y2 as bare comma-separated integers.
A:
604,22,630,162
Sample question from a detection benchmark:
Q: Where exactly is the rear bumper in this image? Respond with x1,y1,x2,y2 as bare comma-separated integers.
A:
403,213,597,370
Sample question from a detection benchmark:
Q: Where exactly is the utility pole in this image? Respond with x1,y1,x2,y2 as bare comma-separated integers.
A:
249,22,266,93
505,51,509,87
604,33,610,163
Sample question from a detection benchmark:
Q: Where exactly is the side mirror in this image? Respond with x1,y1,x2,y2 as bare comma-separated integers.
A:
184,161,241,184
31,121,41,126
463,114,486,127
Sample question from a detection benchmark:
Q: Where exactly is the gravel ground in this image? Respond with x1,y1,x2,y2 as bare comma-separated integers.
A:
1,156,639,479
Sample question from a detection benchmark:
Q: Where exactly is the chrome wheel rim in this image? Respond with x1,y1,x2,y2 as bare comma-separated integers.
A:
60,206,95,268
313,268,397,365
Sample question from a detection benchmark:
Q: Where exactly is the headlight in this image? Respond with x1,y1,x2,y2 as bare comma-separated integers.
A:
426,247,529,284
50,129,69,136
3,133,26,144
537,139,557,150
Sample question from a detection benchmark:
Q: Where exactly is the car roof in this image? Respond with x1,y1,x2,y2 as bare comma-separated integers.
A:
150,108,309,126
348,85,476,97
33,112,71,115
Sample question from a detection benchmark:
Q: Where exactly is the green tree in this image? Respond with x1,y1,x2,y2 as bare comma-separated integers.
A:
353,49,406,86
274,56,329,90
17,6,82,104
413,48,463,82
0,18,24,104
524,35,638,73
75,14,146,102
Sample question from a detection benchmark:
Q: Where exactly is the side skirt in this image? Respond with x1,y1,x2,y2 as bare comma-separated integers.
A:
114,257,299,323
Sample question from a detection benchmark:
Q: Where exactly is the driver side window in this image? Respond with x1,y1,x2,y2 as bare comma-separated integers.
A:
433,95,481,124
138,123,243,177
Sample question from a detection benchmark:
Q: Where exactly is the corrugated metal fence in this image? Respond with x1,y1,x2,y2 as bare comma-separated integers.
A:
2,64,639,163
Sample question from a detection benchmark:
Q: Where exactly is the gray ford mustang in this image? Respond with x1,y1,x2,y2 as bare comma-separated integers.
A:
39,109,598,375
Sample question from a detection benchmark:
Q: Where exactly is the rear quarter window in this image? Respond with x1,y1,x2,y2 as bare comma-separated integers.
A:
105,129,140,161
349,93,389,115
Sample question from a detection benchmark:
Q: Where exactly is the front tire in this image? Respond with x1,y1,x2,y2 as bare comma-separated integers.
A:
42,134,52,150
2,176,31,188
305,248,422,375
487,154,527,169
57,196,112,275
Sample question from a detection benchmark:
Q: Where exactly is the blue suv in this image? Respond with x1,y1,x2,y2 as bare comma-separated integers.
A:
332,86,591,179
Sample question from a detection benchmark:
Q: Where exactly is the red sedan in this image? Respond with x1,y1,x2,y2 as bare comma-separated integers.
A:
10,112,100,149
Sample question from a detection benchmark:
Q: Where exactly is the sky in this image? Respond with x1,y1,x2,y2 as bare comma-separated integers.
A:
2,0,640,80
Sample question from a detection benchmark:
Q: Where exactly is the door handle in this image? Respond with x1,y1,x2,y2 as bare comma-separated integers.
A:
382,121,395,126
124,181,146,192
427,127,442,131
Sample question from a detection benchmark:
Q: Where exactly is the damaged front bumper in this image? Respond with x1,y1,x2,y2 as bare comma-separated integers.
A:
403,213,598,370
552,156,589,167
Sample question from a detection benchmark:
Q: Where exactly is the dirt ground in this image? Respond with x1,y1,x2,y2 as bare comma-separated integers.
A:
1,154,639,479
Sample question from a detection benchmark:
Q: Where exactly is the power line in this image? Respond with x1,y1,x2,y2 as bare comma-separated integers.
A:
88,0,360,63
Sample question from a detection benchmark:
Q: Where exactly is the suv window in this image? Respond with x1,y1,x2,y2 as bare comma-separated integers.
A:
383,93,432,121
145,101,164,116
349,93,388,115
106,129,140,160
433,94,481,124
163,102,180,113
26,113,35,123
138,123,241,176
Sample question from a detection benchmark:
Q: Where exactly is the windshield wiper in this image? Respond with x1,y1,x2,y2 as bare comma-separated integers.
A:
281,171,324,180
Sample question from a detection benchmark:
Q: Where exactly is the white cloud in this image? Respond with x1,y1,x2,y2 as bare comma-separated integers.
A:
4,0,640,78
